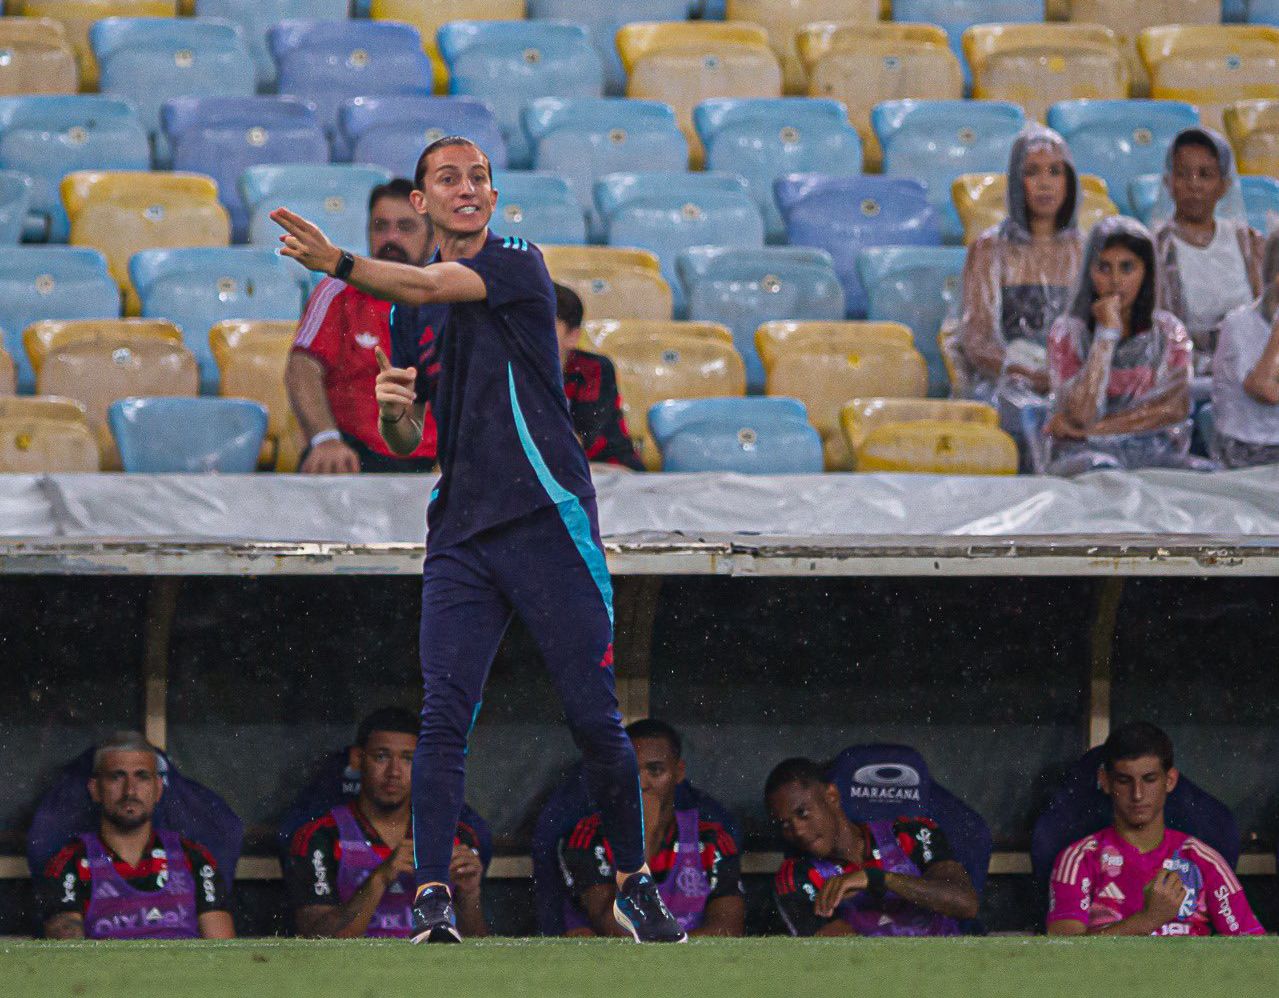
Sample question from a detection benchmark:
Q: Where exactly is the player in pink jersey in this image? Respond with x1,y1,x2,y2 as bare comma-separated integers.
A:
1047,722,1263,937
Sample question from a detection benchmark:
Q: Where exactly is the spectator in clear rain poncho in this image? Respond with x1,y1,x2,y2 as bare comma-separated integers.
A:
1045,217,1212,476
1212,232,1279,469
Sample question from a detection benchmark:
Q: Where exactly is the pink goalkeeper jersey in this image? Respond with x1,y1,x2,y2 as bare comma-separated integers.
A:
1048,826,1263,936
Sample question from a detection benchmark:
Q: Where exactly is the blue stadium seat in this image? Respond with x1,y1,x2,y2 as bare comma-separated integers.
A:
1231,0,1254,21
270,20,432,155
677,246,845,392
438,21,604,169
0,96,149,244
109,396,269,472
1047,100,1199,216
0,170,32,246
1251,1,1279,24
90,18,256,167
129,247,305,393
892,0,1046,84
776,174,941,319
162,96,329,244
1128,173,1161,223
857,245,967,398
524,97,688,243
195,0,350,90
595,172,764,316
874,99,1025,244
489,170,587,245
339,95,509,180
695,98,863,244
648,396,823,473
1131,172,1279,232
0,246,120,393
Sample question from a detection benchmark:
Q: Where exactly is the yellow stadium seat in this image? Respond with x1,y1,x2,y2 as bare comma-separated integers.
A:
0,17,77,95
210,319,297,470
839,397,997,465
754,319,913,372
724,0,878,95
617,22,782,168
1140,25,1279,135
1070,0,1220,97
540,246,673,321
1225,100,1279,178
951,172,1119,245
855,420,1018,474
589,320,744,470
965,24,1129,124
0,414,100,471
0,395,90,423
22,1,176,92
370,0,523,93
62,171,230,317
0,344,13,396
798,22,963,170
1046,0,1070,19
24,318,183,377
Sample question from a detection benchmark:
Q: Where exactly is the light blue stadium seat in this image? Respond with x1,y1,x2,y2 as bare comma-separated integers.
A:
270,20,432,157
526,0,692,95
109,396,269,473
1251,1,1279,24
695,0,727,18
873,99,1024,244
438,21,604,169
1227,0,1249,21
0,170,31,246
595,172,765,317
129,247,306,394
0,97,149,244
1129,174,1161,224
90,18,256,168
857,245,967,398
695,98,863,245
162,96,329,244
1047,100,1199,217
677,246,845,393
524,97,688,243
0,247,120,393
1130,172,1279,233
892,1,1045,85
776,174,941,319
195,0,350,90
339,96,509,180
649,396,823,473
489,170,587,245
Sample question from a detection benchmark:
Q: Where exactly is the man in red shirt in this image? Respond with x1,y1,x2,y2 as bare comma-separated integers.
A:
285,179,438,473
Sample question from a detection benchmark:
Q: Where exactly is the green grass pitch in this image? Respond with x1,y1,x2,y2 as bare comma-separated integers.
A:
3,937,1276,998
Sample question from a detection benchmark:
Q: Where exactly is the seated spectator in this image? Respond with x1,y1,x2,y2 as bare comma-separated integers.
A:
1046,217,1208,475
286,179,438,473
286,707,487,939
766,757,977,937
558,719,744,938
1047,722,1263,937
36,732,234,940
1213,232,1279,468
554,283,644,471
1153,128,1265,378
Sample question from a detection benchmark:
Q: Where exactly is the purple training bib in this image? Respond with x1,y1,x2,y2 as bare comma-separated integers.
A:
79,829,200,940
332,804,414,938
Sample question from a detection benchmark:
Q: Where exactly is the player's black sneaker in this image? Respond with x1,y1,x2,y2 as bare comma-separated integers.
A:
409,885,463,944
612,873,687,943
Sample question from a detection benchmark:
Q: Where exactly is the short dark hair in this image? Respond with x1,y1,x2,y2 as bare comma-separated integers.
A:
356,707,418,748
1171,129,1223,171
368,177,416,213
764,757,829,800
1102,721,1174,773
414,135,492,190
625,718,682,759
553,282,583,330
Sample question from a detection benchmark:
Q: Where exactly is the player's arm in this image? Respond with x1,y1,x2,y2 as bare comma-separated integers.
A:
775,859,851,937
580,882,629,938
690,832,745,937
198,910,235,939
372,347,428,455
692,894,745,938
881,861,979,921
296,839,412,939
285,352,361,474
43,912,84,940
449,842,489,938
1050,868,1187,937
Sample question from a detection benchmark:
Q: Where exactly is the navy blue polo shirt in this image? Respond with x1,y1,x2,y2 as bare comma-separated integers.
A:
390,232,594,549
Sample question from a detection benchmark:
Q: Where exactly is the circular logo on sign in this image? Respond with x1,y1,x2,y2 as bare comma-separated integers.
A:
144,204,165,222
704,55,720,70
246,126,268,147
852,764,921,787
111,347,134,366
883,55,901,70
608,127,627,145
523,47,541,66
503,204,524,222
675,866,711,897
590,278,610,293
1226,54,1242,70
174,49,194,69
216,276,238,298
957,126,976,146
1133,127,1153,146
348,49,369,69
425,127,444,143
680,202,703,221
324,196,344,214
779,126,800,146
737,427,758,450
661,348,680,364
35,274,55,295
761,274,782,294
66,125,88,146
860,198,880,217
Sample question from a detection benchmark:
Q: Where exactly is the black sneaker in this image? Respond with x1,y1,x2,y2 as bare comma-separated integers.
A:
409,885,462,944
612,873,687,943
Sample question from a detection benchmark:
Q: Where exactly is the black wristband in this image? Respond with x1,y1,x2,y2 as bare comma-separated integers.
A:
864,866,887,900
333,250,355,281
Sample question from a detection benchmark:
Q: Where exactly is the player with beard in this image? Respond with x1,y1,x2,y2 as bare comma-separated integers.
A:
37,732,233,940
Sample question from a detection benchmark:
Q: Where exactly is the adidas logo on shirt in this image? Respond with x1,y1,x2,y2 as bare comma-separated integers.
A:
501,237,529,251
1098,882,1126,904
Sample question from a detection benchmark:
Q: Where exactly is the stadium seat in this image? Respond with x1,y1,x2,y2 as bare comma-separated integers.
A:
22,2,176,92
195,0,350,90
370,0,525,95
89,17,256,166
1139,25,1279,134
1252,0,1279,23
1224,99,1279,177
270,19,433,153
840,397,998,465
0,17,78,96
894,0,1046,84
694,97,863,244
0,395,90,422
724,0,877,94
754,317,913,365
677,246,845,392
0,344,12,395
856,420,1018,474
0,96,150,243
438,21,604,169
873,99,1025,244
856,245,967,398
616,22,783,169
108,395,268,472
796,22,964,172
62,170,230,315
539,245,673,321
129,247,305,394
0,405,99,471
964,24,1130,125
648,396,824,473
1240,174,1279,232
209,319,297,469
952,172,1119,245
524,98,688,243
1070,0,1221,97
489,170,586,245
1047,99,1200,216
339,95,509,180
775,174,941,319
0,170,32,245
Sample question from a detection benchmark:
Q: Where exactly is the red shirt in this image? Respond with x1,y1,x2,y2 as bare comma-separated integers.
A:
293,278,437,460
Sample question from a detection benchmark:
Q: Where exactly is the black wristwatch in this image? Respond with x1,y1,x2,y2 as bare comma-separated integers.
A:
333,250,355,281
